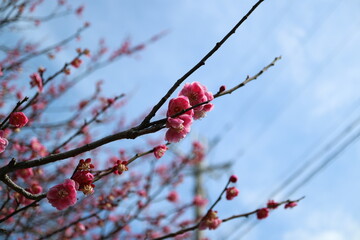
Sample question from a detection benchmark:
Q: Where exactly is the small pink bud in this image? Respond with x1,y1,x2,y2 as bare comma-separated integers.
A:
284,202,297,209
267,200,279,209
219,85,226,92
167,191,179,203
229,175,238,183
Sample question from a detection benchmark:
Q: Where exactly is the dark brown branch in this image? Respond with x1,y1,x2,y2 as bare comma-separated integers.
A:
154,196,305,240
0,96,28,130
140,0,265,126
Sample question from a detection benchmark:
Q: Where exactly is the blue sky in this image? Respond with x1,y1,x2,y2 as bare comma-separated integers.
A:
29,0,360,239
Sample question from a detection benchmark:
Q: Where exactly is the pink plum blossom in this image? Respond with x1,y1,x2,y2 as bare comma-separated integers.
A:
0,130,8,153
47,179,77,210
226,187,239,200
199,210,222,230
166,96,193,117
179,82,214,119
154,145,168,159
165,115,192,143
9,112,28,128
257,208,269,220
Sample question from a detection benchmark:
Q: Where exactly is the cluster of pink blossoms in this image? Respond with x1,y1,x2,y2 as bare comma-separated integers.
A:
47,159,95,210
165,82,214,143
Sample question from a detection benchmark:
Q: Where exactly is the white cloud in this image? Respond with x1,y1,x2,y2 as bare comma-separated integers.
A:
283,210,360,240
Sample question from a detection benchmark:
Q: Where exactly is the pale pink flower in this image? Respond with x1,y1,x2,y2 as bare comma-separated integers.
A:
9,112,28,128
165,115,192,143
226,187,239,200
0,65,3,76
199,210,222,230
0,130,8,153
47,179,77,210
166,96,193,117
30,72,43,93
154,145,168,159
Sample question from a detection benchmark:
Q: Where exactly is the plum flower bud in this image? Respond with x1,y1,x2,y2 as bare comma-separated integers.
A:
226,187,239,200
0,131,8,153
167,191,179,203
199,210,222,230
256,208,269,220
78,158,94,171
9,112,28,128
71,58,82,68
267,200,279,209
154,145,168,159
284,201,297,209
229,174,238,183
47,179,77,210
81,184,95,195
219,85,226,93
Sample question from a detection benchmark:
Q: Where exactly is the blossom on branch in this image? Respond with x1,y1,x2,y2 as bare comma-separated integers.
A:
47,179,77,210
154,145,168,159
9,112,28,128
166,96,193,118
284,201,297,209
165,115,192,143
256,208,269,220
71,58,83,68
179,82,214,120
199,210,222,230
229,174,238,183
267,200,279,209
226,187,239,200
113,160,128,175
